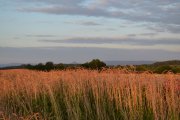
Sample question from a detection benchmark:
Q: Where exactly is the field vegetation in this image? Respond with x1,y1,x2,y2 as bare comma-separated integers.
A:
0,69,179,120
1,59,180,74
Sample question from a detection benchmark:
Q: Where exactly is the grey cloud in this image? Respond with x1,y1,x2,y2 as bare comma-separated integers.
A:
26,34,57,37
18,0,180,25
165,25,180,33
146,24,180,33
127,34,136,37
147,25,166,33
3,0,179,34
139,33,157,36
127,33,157,37
39,37,180,46
13,37,20,40
16,0,180,33
65,21,102,26
0,47,179,64
16,0,84,6
80,21,102,26
106,28,117,31
19,6,112,17
119,25,127,28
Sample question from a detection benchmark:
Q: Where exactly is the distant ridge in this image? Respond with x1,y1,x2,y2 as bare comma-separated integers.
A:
1,60,179,68
105,61,155,66
0,63,22,68
153,60,180,66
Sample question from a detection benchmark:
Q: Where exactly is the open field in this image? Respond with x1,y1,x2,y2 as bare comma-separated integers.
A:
0,69,179,120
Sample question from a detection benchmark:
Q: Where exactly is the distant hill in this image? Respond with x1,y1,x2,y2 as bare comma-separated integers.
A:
0,63,22,68
1,60,180,69
153,60,180,66
105,61,155,66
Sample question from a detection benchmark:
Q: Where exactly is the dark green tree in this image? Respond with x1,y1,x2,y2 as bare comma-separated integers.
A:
36,63,44,70
45,62,54,71
136,65,148,72
24,64,33,69
154,65,172,73
55,63,65,70
81,62,89,68
82,59,106,70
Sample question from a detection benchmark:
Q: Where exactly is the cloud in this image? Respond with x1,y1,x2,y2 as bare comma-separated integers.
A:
39,37,180,46
26,34,57,37
79,21,102,26
14,0,180,33
17,0,180,25
0,47,180,64
127,34,136,37
106,28,117,31
16,0,84,6
146,24,180,33
13,37,20,40
139,33,157,36
18,5,111,17
65,21,102,26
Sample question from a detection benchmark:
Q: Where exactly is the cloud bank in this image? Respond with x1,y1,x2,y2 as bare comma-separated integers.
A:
17,0,179,24
0,47,180,64
39,37,180,46
11,0,179,33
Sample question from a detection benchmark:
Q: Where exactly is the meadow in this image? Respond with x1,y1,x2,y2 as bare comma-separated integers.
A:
0,69,179,120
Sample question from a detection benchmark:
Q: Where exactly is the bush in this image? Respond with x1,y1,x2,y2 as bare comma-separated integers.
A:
55,63,65,70
82,59,106,70
136,65,148,72
154,65,172,73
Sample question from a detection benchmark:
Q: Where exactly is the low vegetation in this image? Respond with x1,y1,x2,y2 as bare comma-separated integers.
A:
0,69,179,120
1,59,180,74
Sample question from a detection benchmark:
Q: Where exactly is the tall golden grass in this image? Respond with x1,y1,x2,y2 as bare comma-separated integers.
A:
0,69,179,120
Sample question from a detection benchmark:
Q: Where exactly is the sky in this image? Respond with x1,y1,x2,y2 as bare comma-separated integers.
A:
0,0,180,64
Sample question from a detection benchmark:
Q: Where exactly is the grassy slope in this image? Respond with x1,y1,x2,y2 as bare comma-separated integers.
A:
0,69,179,120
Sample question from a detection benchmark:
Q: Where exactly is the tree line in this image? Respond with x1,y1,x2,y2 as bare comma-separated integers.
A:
23,59,107,71
2,59,180,74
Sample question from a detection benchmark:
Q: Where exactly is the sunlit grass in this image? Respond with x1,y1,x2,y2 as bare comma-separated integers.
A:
0,69,179,120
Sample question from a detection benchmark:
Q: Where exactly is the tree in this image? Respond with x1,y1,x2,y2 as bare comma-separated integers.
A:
81,62,89,68
36,63,44,70
136,65,148,72
55,63,65,70
24,64,33,69
82,59,106,70
45,62,54,71
154,65,172,73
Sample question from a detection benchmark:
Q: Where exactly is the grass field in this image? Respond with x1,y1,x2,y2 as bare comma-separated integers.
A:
0,69,179,120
